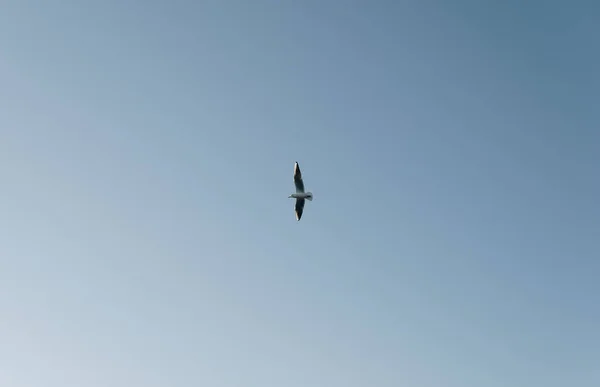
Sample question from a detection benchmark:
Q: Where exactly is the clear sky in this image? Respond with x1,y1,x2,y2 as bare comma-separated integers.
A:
1,1,599,386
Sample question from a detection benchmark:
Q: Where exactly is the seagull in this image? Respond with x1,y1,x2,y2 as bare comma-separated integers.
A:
288,161,313,221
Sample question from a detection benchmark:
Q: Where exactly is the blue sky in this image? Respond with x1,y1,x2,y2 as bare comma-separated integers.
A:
1,1,598,386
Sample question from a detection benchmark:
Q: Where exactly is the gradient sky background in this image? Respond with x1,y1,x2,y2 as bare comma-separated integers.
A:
1,1,599,386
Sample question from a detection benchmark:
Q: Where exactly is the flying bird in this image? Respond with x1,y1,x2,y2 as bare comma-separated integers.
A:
288,161,313,221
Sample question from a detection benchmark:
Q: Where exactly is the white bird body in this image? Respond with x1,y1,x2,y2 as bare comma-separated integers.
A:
289,161,313,221
288,192,313,200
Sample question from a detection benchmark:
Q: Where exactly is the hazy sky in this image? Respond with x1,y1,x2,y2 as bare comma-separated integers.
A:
1,1,599,386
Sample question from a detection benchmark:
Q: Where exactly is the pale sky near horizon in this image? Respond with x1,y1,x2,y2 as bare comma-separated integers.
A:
1,1,599,386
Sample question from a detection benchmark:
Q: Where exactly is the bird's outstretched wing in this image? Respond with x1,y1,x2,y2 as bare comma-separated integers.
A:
295,198,305,221
294,161,305,193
